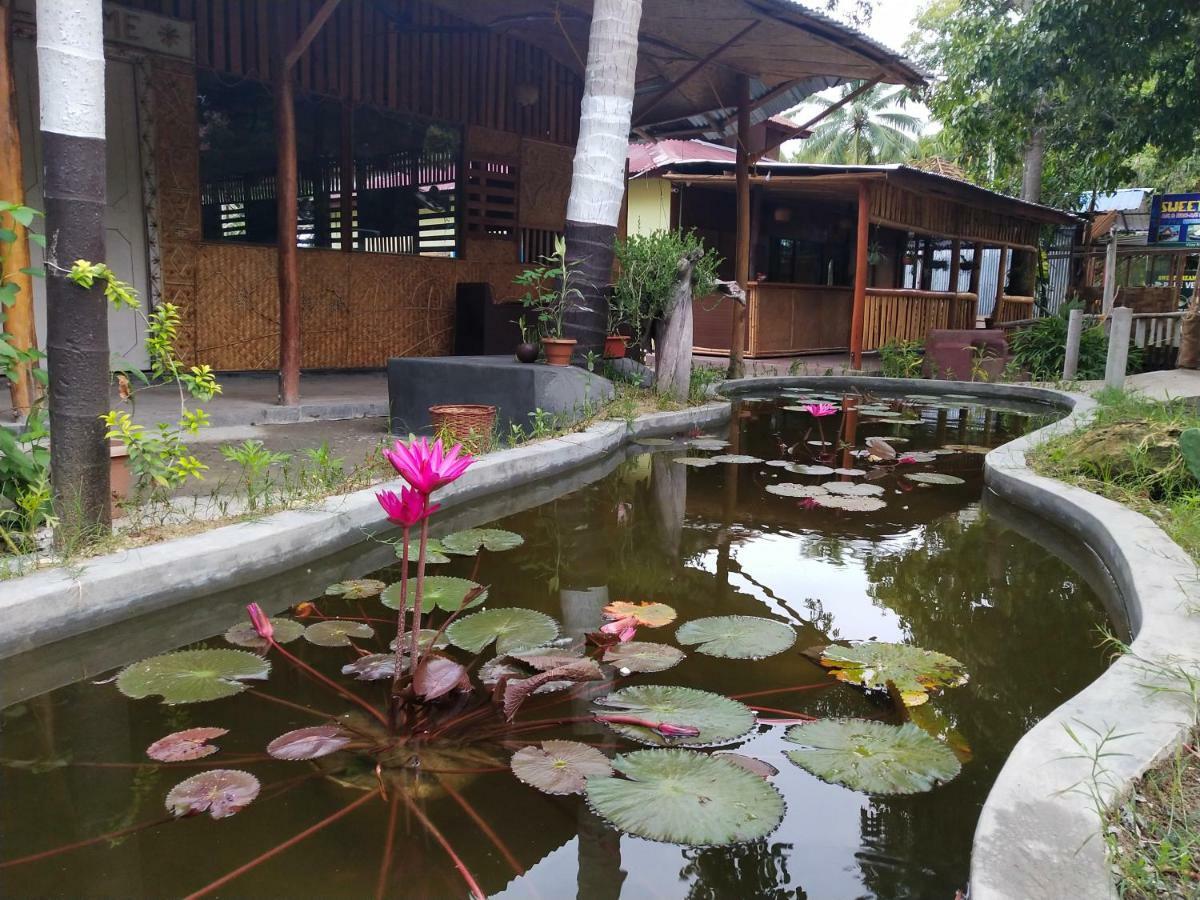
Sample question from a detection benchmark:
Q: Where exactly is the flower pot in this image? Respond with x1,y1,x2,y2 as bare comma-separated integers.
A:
541,337,576,366
603,334,630,359
515,342,539,364
109,440,131,515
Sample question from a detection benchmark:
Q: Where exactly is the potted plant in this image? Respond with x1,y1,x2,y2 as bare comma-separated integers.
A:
513,316,538,364
514,236,583,366
604,293,632,359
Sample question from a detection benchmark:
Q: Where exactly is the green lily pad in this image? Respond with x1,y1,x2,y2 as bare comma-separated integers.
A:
904,472,966,485
603,641,686,673
511,740,614,795
585,749,785,846
442,528,524,555
224,617,304,650
813,495,888,512
603,601,677,627
675,615,796,660
303,620,375,647
711,454,763,464
715,753,779,778
674,457,719,468
817,642,968,706
388,629,450,653
787,464,835,476
446,608,560,655
766,483,828,498
116,650,270,705
396,538,450,564
381,576,488,614
593,685,755,747
782,719,961,794
636,437,677,447
325,579,386,600
832,467,867,476
821,481,885,496
686,438,730,450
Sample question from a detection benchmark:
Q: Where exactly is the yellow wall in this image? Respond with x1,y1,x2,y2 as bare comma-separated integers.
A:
626,177,672,235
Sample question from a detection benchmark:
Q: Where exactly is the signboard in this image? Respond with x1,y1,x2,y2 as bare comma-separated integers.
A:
13,1,194,61
1149,193,1200,247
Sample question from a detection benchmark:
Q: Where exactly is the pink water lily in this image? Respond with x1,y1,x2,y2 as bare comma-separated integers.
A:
376,486,439,527
897,455,918,465
246,603,273,641
595,714,701,738
600,616,638,642
804,403,837,417
383,437,473,495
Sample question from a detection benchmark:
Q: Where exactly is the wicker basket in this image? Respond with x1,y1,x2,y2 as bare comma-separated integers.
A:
429,403,497,448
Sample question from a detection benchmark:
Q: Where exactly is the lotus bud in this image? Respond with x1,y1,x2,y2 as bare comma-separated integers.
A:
246,603,273,641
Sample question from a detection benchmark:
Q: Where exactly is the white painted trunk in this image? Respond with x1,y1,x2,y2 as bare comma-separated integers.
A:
565,0,642,228
36,0,105,141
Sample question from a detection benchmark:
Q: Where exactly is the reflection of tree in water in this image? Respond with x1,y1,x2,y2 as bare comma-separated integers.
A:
679,840,797,900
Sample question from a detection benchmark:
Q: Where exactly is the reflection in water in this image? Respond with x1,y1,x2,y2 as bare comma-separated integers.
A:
1,393,1114,899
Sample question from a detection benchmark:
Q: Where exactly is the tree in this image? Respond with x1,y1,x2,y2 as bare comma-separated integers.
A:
789,83,922,165
562,0,643,356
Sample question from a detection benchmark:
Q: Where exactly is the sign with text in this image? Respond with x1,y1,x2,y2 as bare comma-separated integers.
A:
1149,193,1200,247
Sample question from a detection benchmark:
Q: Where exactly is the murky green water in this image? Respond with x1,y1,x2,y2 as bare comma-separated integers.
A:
0,390,1121,898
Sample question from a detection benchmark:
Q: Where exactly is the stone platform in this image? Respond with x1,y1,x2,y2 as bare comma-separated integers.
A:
387,355,614,435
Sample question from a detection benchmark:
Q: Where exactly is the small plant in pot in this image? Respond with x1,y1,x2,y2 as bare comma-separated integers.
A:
514,236,585,366
513,316,539,364
604,293,632,359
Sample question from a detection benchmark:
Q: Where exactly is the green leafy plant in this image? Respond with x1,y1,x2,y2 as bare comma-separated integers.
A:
879,339,924,378
527,407,554,439
612,229,720,350
219,440,291,511
1009,303,1143,381
514,236,585,340
1181,428,1200,482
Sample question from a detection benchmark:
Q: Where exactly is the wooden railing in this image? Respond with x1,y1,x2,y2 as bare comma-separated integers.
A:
994,295,1035,324
862,289,977,350
692,282,852,356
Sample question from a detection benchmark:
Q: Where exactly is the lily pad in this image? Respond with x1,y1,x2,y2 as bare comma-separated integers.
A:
832,468,867,477
381,576,488,614
817,642,968,706
821,481,885,497
766,483,828,498
117,650,270,705
711,454,763,464
479,654,578,695
676,615,796,660
783,405,838,414
603,641,686,673
786,464,835,476
325,579,386,600
636,437,677,447
165,769,260,819
941,443,991,454
504,659,603,719
267,725,352,760
674,457,719,468
512,740,614,795
686,438,730,450
397,538,450,564
442,528,524,555
585,749,785,846
147,727,228,762
224,617,304,650
715,753,780,778
446,608,560,654
782,719,961,794
764,460,793,467
593,685,755,747
812,495,888,512
903,472,966,485
341,654,402,681
303,620,375,647
388,629,450,653
603,601,677,627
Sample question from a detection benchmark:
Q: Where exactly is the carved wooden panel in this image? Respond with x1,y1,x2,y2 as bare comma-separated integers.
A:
519,139,572,231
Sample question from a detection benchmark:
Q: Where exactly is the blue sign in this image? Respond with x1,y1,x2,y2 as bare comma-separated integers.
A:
1149,193,1200,246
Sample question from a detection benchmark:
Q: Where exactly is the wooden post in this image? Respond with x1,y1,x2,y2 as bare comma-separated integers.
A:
1,0,38,414
1062,307,1083,380
968,242,983,297
948,239,961,293
339,100,353,252
1105,305,1132,389
919,236,934,290
994,247,1010,317
1102,227,1117,315
726,74,751,379
849,180,870,369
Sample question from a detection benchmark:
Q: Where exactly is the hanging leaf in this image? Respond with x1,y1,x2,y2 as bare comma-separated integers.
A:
442,528,525,555
812,495,887,512
904,473,966,485
267,725,352,760
224,617,304,651
787,464,835,476
674,457,719,468
165,769,260,819
710,454,763,464
147,727,228,762
603,641,685,673
382,576,488,614
676,616,796,660
117,650,270,705
398,538,451,564
593,685,755,748
325,579,386,600
766,483,828,498
782,719,961,794
414,656,470,700
585,749,785,846
715,753,779,779
303,620,375,647
817,642,968,706
504,659,604,720
603,600,677,628
511,740,613,795
821,482,885,497
341,654,402,681
446,608,560,654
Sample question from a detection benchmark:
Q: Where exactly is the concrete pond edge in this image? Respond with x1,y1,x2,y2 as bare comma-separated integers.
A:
719,374,1200,900
0,401,730,658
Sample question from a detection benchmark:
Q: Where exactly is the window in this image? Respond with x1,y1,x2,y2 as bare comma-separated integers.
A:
197,72,462,257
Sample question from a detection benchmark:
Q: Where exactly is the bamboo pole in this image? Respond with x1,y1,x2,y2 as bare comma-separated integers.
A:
1,0,38,414
919,235,934,290
726,74,750,379
948,239,961,293
849,180,869,369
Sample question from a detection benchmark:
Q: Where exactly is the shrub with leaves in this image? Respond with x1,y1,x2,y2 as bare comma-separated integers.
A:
1009,303,1142,381
612,230,721,350
878,339,924,378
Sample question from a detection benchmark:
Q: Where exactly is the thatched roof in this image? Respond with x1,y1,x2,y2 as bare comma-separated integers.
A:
426,1,926,138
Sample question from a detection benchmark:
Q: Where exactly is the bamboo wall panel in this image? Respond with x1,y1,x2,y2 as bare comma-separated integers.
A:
519,139,573,231
124,0,582,145
693,295,748,355
869,183,1041,250
861,289,978,351
993,295,1034,324
747,284,853,355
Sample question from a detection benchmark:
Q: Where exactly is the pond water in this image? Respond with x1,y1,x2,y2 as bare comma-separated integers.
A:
0,389,1121,899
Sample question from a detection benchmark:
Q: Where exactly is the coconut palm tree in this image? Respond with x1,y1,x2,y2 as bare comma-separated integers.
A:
790,82,922,165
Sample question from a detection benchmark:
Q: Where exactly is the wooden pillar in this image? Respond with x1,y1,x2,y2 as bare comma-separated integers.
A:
339,100,354,252
919,236,934,290
849,180,870,369
968,242,983,297
1,0,38,414
948,239,961,293
726,74,751,379
1102,228,1117,315
275,63,301,406
994,247,1010,316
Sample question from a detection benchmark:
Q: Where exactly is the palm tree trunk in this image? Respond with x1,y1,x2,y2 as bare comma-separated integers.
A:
37,0,112,536
562,0,643,356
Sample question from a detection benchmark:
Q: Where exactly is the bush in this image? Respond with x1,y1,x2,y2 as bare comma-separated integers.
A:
1009,304,1142,381
612,230,721,346
878,340,923,378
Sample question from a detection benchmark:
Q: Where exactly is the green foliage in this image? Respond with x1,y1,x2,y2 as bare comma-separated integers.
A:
1181,429,1200,482
878,339,924,378
788,82,921,165
688,364,724,404
612,230,721,348
514,235,584,339
219,440,291,511
1008,305,1142,381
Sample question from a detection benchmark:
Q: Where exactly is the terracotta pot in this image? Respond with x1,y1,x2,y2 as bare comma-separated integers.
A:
109,440,131,515
541,337,576,366
515,342,539,363
603,334,630,359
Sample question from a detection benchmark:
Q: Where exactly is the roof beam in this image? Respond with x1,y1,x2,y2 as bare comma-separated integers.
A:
750,74,882,162
285,0,343,69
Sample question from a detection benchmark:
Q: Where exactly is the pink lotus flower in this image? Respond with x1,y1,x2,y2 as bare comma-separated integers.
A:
804,403,838,418
376,486,439,526
653,722,702,739
897,455,918,465
799,497,821,510
601,616,638,642
246,603,273,641
383,437,473,495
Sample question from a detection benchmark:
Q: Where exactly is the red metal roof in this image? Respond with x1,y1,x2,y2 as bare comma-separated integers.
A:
628,140,736,175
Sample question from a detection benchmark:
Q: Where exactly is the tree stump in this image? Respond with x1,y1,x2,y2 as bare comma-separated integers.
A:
654,249,703,402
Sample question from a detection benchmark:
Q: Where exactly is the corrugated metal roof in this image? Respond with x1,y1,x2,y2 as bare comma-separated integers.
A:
1078,188,1153,213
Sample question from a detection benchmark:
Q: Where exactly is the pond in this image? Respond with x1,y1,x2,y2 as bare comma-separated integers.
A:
0,389,1121,899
